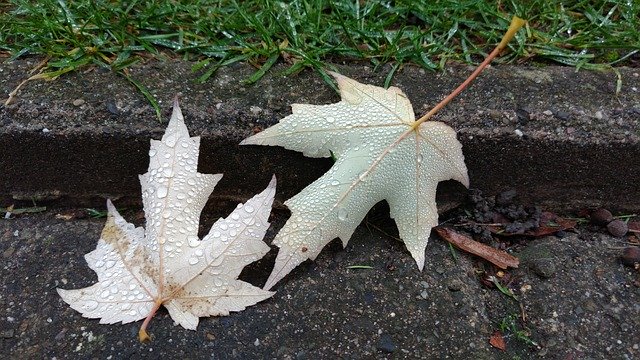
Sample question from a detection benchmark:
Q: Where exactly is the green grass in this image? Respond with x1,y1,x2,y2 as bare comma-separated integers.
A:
1,0,638,87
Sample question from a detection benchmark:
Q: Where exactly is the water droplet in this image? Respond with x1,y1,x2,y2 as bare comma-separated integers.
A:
212,231,221,238
83,300,99,311
95,260,105,268
231,213,239,220
358,172,367,181
110,287,119,294
156,185,168,199
165,245,173,252
176,193,186,200
136,293,145,300
220,224,228,231
165,134,177,147
129,284,136,290
244,205,254,213
337,208,349,221
187,235,199,247
326,116,335,123
100,290,110,299
105,260,116,269
214,278,223,287
330,180,340,186
417,154,423,163
229,229,237,237
121,303,131,310
195,249,203,257
129,310,137,316
189,257,199,265
148,149,157,157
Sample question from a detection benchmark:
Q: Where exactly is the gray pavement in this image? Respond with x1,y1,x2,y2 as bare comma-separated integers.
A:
1,60,639,358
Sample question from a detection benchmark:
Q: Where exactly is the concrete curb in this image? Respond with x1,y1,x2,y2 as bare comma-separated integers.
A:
1,59,639,211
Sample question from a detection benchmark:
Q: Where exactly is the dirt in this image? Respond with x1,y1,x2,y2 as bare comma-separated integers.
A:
1,193,638,359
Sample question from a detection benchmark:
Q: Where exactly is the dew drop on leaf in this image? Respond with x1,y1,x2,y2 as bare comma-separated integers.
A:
187,235,199,247
83,300,99,311
337,208,349,221
156,185,168,199
188,257,199,265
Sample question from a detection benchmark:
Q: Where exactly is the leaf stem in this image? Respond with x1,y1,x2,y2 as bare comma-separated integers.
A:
138,300,162,342
412,16,526,128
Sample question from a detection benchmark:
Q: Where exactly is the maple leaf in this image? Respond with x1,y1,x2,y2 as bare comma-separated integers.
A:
58,100,276,341
242,73,469,289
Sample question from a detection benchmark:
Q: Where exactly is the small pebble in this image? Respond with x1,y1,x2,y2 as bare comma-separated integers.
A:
531,258,556,278
607,220,628,237
590,208,613,226
620,247,640,267
72,99,85,106
377,334,396,353
446,278,463,292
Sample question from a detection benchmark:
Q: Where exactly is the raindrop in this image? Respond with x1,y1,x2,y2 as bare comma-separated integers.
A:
129,284,136,290
129,310,137,316
212,231,221,238
95,260,105,268
121,303,131,310
187,235,199,247
195,249,204,257
100,290,110,299
229,229,237,237
337,208,349,221
214,278,223,287
326,116,335,123
188,257,199,265
358,172,367,182
231,213,239,221
105,260,116,269
417,154,423,163
136,293,145,300
330,180,340,186
220,224,228,231
165,134,177,147
148,149,157,157
244,205,255,213
165,245,173,252
110,287,119,294
156,185,168,199
83,300,99,311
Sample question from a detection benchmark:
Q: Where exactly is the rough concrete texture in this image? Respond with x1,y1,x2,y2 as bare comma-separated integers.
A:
1,59,639,211
1,209,638,359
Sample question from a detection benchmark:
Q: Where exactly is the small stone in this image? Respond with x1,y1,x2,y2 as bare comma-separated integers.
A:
531,258,556,278
620,247,640,267
1,329,14,338
543,110,553,116
72,99,85,106
553,110,570,121
377,334,396,353
607,220,628,237
446,278,463,292
595,110,604,119
590,208,613,226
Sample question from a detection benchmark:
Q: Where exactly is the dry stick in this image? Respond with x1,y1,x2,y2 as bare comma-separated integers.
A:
412,16,526,128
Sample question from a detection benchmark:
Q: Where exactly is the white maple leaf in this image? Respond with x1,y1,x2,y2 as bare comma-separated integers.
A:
58,100,276,341
242,73,469,290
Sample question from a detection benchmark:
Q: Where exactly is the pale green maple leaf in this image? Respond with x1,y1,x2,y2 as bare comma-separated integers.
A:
242,73,469,290
58,100,276,341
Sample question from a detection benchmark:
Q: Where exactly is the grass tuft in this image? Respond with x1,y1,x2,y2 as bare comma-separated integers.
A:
1,0,638,88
